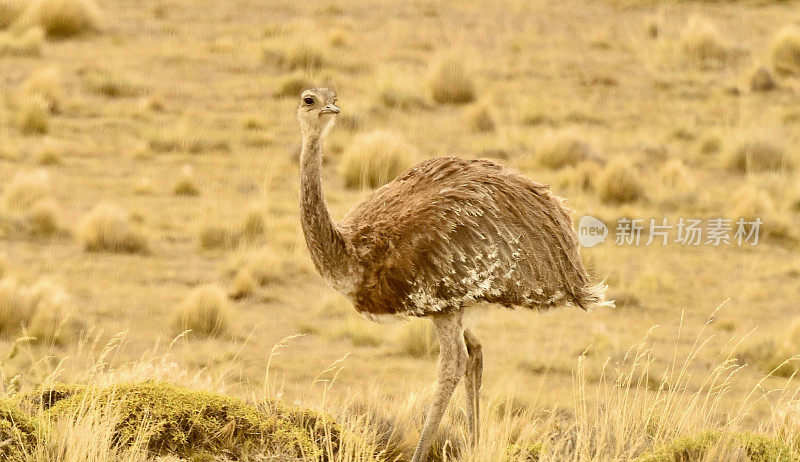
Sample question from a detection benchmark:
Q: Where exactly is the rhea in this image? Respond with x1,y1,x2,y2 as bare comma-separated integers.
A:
297,88,610,461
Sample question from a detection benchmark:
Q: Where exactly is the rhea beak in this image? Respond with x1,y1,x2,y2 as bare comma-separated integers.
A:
320,104,340,115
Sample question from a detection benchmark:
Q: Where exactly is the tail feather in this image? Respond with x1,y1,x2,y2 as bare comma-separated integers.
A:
578,280,615,311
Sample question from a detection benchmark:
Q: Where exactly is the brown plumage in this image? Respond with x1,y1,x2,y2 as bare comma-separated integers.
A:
340,156,606,318
295,88,611,462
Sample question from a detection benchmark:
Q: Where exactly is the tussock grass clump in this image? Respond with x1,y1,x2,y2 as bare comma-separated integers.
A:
28,198,62,235
264,42,325,71
232,247,302,286
148,125,230,154
198,223,239,250
133,177,154,195
18,94,50,134
77,203,148,253
659,159,695,189
0,0,27,28
24,0,101,38
46,381,339,460
698,133,722,155
730,187,797,242
463,100,496,132
427,54,475,104
173,284,231,337
771,26,800,77
536,130,601,169
241,203,266,240
0,398,38,456
83,70,145,98
750,65,777,93
21,67,63,114
0,276,77,342
1,169,50,213
340,130,415,189
328,28,348,48
395,319,438,358
33,144,62,165
334,316,383,347
573,160,602,192
378,72,428,110
228,268,255,300
725,137,794,174
741,318,800,377
0,26,44,56
680,16,729,65
173,165,200,196
597,159,645,204
274,72,313,98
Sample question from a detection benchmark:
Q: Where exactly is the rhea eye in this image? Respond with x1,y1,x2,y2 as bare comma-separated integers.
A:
303,96,314,105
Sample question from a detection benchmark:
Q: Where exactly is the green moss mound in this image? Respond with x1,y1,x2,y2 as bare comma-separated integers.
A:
17,383,86,411
0,398,38,457
638,431,799,462
47,381,340,460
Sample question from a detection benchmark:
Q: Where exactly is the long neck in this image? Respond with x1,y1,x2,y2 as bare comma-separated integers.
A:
299,131,351,284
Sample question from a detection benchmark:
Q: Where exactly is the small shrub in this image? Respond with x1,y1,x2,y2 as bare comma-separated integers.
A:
1,169,50,213
0,26,44,56
597,159,645,204
340,130,415,189
21,67,63,113
726,138,794,174
274,72,313,98
83,70,145,98
174,284,231,337
0,398,38,456
25,0,101,38
640,431,797,462
77,203,148,253
228,268,255,300
750,66,777,93
173,165,200,196
395,319,438,358
680,16,729,65
536,131,600,169
463,100,496,132
18,94,50,134
771,26,800,76
427,54,475,104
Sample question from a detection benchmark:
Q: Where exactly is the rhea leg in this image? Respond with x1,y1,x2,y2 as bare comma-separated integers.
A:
464,328,483,448
410,312,467,462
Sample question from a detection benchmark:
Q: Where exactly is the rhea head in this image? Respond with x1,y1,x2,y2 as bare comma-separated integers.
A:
297,88,340,138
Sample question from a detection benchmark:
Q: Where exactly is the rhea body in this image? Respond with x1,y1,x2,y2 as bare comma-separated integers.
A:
297,88,609,461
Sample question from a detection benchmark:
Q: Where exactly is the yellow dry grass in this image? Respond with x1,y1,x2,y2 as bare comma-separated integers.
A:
1,0,800,459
